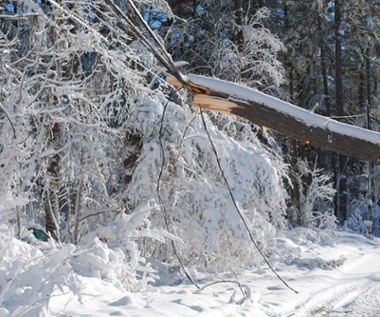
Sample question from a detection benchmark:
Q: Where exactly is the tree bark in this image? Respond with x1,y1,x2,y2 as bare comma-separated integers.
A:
334,0,347,222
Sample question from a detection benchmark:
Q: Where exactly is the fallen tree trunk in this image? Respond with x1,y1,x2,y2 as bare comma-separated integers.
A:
169,74,380,163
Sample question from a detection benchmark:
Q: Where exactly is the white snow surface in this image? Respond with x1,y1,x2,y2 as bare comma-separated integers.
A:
3,227,380,317
186,74,380,146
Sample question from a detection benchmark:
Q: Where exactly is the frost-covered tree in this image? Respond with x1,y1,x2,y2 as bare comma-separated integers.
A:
1,0,140,242
265,0,380,227
2,5,356,310
0,0,291,275
166,1,285,95
287,159,336,229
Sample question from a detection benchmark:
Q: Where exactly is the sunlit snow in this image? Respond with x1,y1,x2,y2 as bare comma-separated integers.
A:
2,224,380,317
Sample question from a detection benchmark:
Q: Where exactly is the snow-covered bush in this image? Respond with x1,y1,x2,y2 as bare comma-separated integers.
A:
0,202,170,314
77,203,178,291
241,7,286,93
0,224,76,316
298,160,336,228
124,92,289,271
0,220,161,316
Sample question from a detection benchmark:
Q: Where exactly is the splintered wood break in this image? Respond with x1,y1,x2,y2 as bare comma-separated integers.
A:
188,83,210,95
166,74,211,94
166,75,184,88
193,94,242,114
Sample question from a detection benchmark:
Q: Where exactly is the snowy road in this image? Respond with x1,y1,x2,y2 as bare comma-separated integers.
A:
276,232,380,317
291,275,380,316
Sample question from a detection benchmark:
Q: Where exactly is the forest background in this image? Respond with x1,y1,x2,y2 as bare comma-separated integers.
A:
1,0,380,314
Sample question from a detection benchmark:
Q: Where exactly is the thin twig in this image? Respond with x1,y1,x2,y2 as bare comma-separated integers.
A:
200,108,299,294
124,0,187,84
199,280,243,292
79,208,119,223
198,274,247,305
0,104,16,138
232,271,246,300
105,0,187,84
105,1,177,80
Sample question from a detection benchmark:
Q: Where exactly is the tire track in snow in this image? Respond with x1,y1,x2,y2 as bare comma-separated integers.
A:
285,234,380,317
342,274,380,317
290,278,372,317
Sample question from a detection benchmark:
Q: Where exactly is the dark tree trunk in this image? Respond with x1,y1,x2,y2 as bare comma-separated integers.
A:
256,0,265,9
234,0,244,53
318,16,331,116
282,0,303,223
366,50,371,131
318,8,336,202
334,0,344,118
334,0,347,222
366,49,374,203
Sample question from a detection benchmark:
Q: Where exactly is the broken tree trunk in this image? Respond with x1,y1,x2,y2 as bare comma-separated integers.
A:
169,74,380,163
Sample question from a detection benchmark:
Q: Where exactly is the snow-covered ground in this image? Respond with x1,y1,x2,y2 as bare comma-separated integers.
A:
44,231,380,317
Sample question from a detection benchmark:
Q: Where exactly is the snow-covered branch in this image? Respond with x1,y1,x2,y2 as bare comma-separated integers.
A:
170,74,380,163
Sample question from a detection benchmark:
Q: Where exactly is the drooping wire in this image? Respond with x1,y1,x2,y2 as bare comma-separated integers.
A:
157,100,200,289
199,108,299,294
